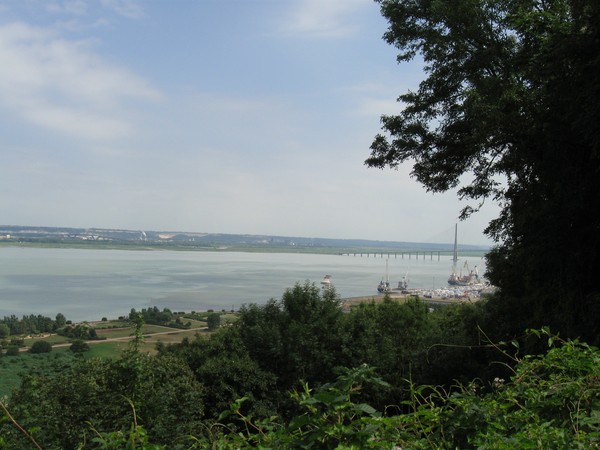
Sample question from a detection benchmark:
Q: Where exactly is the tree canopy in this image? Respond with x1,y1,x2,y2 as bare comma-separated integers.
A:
29,340,52,354
366,0,600,342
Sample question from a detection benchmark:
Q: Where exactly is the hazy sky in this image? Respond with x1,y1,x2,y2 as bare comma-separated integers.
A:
0,0,499,245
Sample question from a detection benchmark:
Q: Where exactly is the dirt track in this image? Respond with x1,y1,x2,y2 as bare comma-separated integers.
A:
20,326,207,352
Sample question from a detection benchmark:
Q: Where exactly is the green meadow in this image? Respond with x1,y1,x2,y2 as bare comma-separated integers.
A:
0,314,217,398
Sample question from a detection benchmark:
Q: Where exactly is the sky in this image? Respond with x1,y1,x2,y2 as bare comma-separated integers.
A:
0,0,499,246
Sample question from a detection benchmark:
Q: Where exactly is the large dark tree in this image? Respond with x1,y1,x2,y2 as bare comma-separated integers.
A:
237,282,345,390
366,0,600,342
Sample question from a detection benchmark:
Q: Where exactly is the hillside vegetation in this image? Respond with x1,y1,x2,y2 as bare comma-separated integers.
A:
1,284,598,448
2,0,600,447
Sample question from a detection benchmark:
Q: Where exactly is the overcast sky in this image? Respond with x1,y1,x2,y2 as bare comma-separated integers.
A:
0,0,499,245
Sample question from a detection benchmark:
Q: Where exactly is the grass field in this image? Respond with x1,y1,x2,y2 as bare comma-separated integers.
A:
85,340,128,358
141,328,207,352
0,316,217,399
0,331,203,399
91,320,130,329
22,333,71,347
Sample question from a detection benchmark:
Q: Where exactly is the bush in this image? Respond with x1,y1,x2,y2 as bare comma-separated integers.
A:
9,338,24,347
29,341,52,354
5,346,20,357
200,330,599,449
69,339,90,354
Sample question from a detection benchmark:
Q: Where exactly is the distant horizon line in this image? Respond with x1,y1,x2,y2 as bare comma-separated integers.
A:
0,224,491,250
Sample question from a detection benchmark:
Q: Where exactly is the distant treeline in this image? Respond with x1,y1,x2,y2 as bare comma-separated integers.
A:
128,306,192,329
0,313,68,336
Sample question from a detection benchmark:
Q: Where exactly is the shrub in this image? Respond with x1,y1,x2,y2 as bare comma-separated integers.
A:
5,346,20,357
29,341,52,354
201,329,599,449
9,338,24,347
69,339,90,354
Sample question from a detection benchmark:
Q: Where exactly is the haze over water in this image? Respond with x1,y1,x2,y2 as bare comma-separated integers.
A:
0,247,486,322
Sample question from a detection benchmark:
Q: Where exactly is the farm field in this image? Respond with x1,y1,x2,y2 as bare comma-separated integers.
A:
0,314,226,398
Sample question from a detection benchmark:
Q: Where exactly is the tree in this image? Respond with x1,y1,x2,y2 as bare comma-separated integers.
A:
69,339,90,354
0,323,9,339
54,313,66,329
237,282,344,392
366,0,600,342
58,323,101,341
206,313,221,331
29,340,52,354
339,297,442,410
192,329,277,418
129,306,175,326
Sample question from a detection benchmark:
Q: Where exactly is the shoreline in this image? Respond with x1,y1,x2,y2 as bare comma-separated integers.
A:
0,241,488,258
342,284,496,309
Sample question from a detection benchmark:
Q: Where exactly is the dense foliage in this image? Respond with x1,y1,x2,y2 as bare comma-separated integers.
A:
58,323,102,341
1,352,205,449
366,0,600,344
28,340,52,354
2,284,596,448
206,313,221,331
129,306,191,329
200,334,599,449
69,339,90,354
1,313,67,336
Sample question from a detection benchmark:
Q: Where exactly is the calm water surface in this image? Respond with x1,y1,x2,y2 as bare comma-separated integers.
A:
0,247,486,321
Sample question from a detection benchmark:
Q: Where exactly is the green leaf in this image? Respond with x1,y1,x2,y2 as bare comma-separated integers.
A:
355,403,378,416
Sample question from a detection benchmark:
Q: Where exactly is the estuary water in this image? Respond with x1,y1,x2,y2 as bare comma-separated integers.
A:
0,247,487,322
